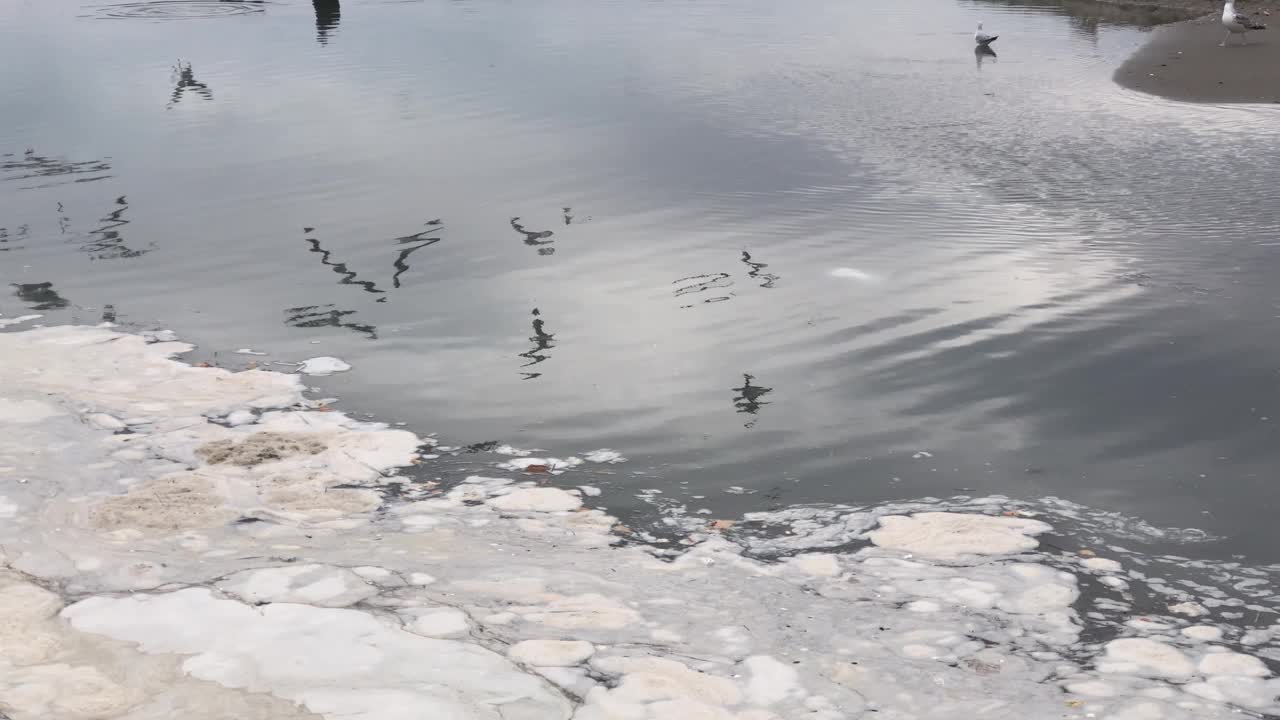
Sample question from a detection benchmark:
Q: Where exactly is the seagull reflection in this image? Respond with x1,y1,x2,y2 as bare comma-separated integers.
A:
169,61,212,108
741,250,779,289
82,196,150,260
518,308,555,379
285,304,377,340
392,219,443,289
313,0,340,45
732,373,773,428
303,228,386,297
673,273,733,308
12,282,69,310
975,44,997,69
563,207,573,225
511,217,555,255
0,224,29,253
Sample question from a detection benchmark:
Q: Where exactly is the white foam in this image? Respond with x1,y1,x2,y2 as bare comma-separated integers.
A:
143,330,179,343
494,444,537,456
63,588,572,719
583,449,627,464
508,639,595,667
495,456,584,474
1181,626,1224,642
1170,601,1209,617
1099,638,1195,679
1081,557,1123,573
5,325,1279,720
298,357,351,376
217,565,375,607
0,398,64,424
743,655,804,706
406,608,470,638
0,314,42,328
1199,651,1270,678
488,487,583,513
869,512,1050,559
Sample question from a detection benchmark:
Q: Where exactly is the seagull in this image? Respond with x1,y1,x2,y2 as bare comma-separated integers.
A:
975,21,998,46
1222,0,1266,45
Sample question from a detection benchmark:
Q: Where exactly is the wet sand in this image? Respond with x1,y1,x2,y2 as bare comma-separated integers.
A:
1107,0,1278,11
1116,10,1280,103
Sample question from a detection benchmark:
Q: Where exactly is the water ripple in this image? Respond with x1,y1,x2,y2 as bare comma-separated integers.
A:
91,1,266,20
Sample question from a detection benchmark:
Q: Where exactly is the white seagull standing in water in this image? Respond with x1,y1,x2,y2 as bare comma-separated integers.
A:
1221,0,1266,45
975,21,998,46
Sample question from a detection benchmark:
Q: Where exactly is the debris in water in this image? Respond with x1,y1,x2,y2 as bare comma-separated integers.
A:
299,356,351,376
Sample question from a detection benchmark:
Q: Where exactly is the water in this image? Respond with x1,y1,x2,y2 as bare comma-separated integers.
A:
3,0,1280,557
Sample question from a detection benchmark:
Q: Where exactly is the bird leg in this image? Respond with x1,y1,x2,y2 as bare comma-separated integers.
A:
1221,29,1233,46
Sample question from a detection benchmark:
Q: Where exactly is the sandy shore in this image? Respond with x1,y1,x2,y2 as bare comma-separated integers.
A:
1099,0,1278,13
2,320,1280,719
1115,7,1280,103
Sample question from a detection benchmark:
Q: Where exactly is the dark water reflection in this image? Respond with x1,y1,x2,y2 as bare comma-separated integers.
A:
313,0,339,44
968,0,1197,30
169,62,213,107
519,308,555,380
12,283,70,310
3,0,1280,558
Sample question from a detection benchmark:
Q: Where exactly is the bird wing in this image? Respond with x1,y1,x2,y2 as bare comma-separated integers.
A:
1235,12,1267,29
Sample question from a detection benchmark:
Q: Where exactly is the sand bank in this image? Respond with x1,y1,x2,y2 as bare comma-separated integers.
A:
2,322,1280,719
1115,10,1280,103
1098,0,1278,13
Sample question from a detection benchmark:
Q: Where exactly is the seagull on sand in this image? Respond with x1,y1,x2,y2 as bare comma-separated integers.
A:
975,21,998,46
1221,0,1266,45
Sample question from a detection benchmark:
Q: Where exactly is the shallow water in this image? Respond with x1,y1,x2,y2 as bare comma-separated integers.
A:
2,0,1280,557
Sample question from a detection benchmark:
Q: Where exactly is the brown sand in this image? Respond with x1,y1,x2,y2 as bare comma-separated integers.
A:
1114,4,1280,103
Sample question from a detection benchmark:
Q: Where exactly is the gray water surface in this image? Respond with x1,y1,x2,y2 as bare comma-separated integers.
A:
3,0,1280,556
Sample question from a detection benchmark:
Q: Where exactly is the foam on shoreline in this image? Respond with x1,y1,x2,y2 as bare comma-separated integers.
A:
2,325,1279,719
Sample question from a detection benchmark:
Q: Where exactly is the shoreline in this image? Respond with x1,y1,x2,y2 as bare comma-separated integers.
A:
1096,0,1279,12
2,321,1280,718
1114,5,1280,103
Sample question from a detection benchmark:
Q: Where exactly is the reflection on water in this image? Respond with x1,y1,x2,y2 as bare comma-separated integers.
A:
82,196,148,260
1,150,112,190
313,0,340,44
12,282,69,310
966,0,1194,30
5,0,1280,557
740,251,778,289
0,225,28,253
169,61,212,108
285,304,377,340
732,374,773,429
303,228,387,298
975,44,997,69
674,273,734,308
93,1,266,20
510,217,555,256
392,220,443,289
519,308,555,380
